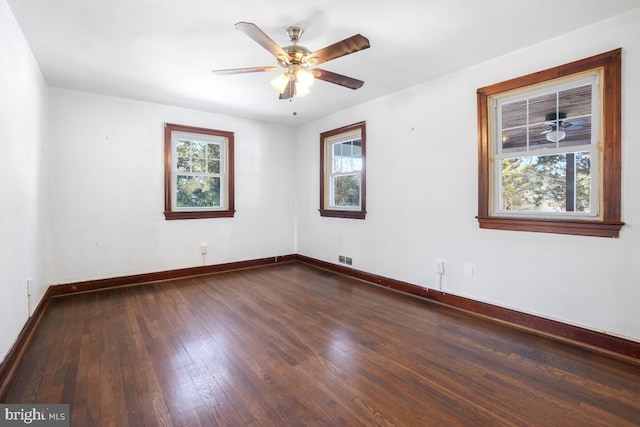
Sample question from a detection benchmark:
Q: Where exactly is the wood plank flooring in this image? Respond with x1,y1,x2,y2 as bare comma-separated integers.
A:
4,262,640,426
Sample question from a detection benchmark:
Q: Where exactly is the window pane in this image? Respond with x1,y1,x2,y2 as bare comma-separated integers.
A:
177,156,190,172
528,92,557,125
207,143,220,159
352,139,362,156
559,116,592,148
529,123,556,150
502,127,527,153
332,141,362,173
191,141,206,158
207,160,220,174
332,175,360,207
500,152,590,213
192,158,206,172
176,175,221,208
176,140,190,157
559,85,592,117
574,152,591,212
502,100,527,129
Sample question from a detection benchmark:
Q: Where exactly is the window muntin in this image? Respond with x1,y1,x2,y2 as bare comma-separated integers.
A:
476,49,623,237
492,75,599,218
320,122,366,219
164,123,235,220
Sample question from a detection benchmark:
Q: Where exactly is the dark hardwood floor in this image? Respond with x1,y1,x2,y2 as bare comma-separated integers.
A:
4,263,640,426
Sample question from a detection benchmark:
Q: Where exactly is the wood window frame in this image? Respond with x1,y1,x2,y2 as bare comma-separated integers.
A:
164,123,235,220
476,49,623,237
319,121,367,219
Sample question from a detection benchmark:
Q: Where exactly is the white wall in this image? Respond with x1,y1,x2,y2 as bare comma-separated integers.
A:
295,9,640,342
47,89,296,284
0,0,48,361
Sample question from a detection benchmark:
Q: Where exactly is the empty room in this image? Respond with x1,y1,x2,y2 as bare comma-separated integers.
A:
2,0,640,425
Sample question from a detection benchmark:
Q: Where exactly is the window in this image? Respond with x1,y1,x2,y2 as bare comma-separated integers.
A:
496,77,599,216
320,122,366,219
476,49,623,237
164,123,234,220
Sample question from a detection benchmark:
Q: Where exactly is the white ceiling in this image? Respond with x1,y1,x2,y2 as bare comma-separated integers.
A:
8,0,640,127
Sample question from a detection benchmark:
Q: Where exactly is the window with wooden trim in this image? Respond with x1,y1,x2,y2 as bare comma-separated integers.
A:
320,122,366,219
476,49,623,237
164,123,235,220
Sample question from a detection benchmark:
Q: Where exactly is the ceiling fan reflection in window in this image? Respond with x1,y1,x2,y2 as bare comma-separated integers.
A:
541,112,588,143
211,22,370,99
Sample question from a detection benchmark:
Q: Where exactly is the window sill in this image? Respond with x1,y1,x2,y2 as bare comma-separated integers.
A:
319,209,366,220
477,216,624,238
164,210,235,220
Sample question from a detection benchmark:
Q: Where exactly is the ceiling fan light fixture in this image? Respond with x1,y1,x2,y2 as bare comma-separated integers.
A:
294,84,311,97
293,68,314,97
270,73,291,94
546,129,566,143
295,68,314,89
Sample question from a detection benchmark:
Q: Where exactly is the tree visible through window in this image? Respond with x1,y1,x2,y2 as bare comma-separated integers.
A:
500,153,591,213
164,123,235,220
320,122,366,219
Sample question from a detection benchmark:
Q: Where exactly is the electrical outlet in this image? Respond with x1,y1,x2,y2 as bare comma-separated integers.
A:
339,255,346,263
201,243,208,255
435,260,445,274
27,279,34,318
345,257,353,266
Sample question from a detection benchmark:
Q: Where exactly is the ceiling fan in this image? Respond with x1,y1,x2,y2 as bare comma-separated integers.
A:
541,112,588,142
211,22,370,99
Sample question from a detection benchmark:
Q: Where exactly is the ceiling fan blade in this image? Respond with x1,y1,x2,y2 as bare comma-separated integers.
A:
564,118,588,130
313,68,364,90
212,66,280,75
307,34,370,66
279,80,295,99
235,22,290,65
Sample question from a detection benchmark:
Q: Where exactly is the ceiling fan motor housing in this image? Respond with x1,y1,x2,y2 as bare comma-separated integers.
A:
545,112,567,123
280,45,312,67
